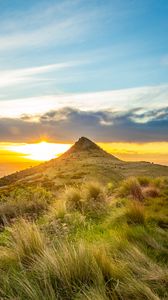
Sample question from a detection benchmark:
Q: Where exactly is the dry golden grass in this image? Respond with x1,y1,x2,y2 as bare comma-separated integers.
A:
143,186,160,198
118,177,144,201
126,201,145,225
0,176,167,299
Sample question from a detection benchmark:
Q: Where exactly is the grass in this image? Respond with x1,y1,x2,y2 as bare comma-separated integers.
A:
126,201,145,225
118,177,144,201
62,182,108,219
6,219,45,266
0,186,53,225
65,187,83,213
143,186,160,198
0,177,167,299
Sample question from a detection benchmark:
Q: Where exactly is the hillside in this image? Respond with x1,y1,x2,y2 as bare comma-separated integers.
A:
0,137,168,188
0,137,168,299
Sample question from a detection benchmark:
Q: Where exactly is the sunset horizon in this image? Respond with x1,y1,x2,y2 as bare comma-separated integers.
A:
0,2,168,298
0,0,168,178
1,138,168,177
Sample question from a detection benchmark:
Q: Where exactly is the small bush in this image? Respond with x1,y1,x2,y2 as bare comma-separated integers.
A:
126,202,145,225
119,177,144,201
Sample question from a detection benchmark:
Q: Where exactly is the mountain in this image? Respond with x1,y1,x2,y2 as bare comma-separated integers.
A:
61,137,119,160
0,136,168,188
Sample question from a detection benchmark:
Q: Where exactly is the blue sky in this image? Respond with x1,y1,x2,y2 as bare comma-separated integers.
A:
0,0,168,143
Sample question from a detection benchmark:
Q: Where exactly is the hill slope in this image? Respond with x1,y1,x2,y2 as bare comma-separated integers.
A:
0,137,168,188
0,138,168,299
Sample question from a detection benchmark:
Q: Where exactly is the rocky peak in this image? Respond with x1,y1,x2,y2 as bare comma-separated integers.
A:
72,137,100,151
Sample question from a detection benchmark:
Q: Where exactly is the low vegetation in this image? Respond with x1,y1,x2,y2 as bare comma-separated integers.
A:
0,186,53,225
118,177,144,201
0,177,167,299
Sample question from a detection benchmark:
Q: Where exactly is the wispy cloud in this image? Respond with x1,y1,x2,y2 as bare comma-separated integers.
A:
0,62,78,88
0,1,100,52
0,84,168,118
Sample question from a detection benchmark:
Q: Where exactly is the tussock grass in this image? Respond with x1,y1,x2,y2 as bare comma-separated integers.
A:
152,177,165,188
126,201,145,225
83,181,105,200
62,182,108,219
143,186,160,198
49,199,67,219
0,186,53,224
118,177,144,201
0,219,167,299
138,176,151,187
75,286,109,299
0,176,167,299
65,187,84,213
7,219,45,265
82,182,108,219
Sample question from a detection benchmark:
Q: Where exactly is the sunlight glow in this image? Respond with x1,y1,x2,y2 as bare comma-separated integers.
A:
1,141,168,166
6,141,71,161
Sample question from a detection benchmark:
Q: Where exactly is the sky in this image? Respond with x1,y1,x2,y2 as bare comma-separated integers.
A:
0,0,168,175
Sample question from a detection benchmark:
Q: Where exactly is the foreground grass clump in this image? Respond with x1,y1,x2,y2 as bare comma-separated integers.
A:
126,202,145,225
65,187,83,213
0,218,167,299
63,181,108,219
143,186,160,198
1,219,45,266
138,176,151,187
118,177,144,201
0,176,167,299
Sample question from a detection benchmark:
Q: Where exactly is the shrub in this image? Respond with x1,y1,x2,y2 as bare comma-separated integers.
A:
119,177,144,201
126,202,145,225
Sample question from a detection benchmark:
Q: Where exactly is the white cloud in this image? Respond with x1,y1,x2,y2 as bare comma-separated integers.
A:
0,84,167,118
0,62,78,88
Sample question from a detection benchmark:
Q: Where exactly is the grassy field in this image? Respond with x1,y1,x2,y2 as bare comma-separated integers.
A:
0,175,167,299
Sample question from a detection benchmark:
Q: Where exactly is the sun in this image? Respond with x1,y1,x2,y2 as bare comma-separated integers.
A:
7,141,71,161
